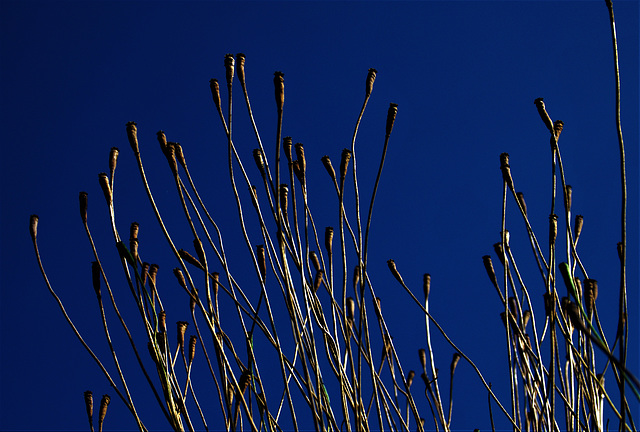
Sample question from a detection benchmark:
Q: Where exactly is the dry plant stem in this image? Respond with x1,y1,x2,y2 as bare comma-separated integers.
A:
215,76,301,432
192,307,229,426
604,3,628,429
389,269,519,430
504,249,550,422
101,178,184,430
501,182,519,432
422,294,447,430
547,141,559,432
213,82,288,431
81,209,172,424
349,91,372,385
30,220,147,432
238,58,277,199
362,103,398,286
92,261,147,430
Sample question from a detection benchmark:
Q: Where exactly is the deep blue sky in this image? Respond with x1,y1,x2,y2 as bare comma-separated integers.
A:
1,1,638,431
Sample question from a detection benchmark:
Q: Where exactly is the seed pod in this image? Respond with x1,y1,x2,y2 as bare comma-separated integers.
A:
178,249,204,270
499,312,507,328
549,214,558,246
177,321,188,353
107,147,119,181
239,369,251,394
574,215,584,242
553,120,564,138
252,148,266,177
565,300,587,334
365,68,377,97
346,297,355,323
533,98,554,133
129,222,139,241
79,192,89,224
499,153,514,191
129,223,139,263
98,394,110,432
565,185,573,211
385,103,399,136
257,245,266,283
209,79,222,113
98,173,112,206
584,279,598,319
574,277,583,299
92,261,101,297
29,214,39,242
148,264,159,287
387,259,404,285
193,238,207,270
406,370,415,389
321,155,337,183
339,149,352,187
374,297,382,320
164,142,179,177
141,262,149,287
174,142,187,169
294,143,306,177
211,272,220,297
493,242,505,266
516,192,527,216
224,53,235,88
423,274,431,302
508,297,518,318
126,121,139,153
418,349,427,374
236,53,246,85
325,227,334,255
188,335,197,364
522,310,531,330
173,268,187,290
482,255,499,289
293,160,304,186
353,266,361,292
158,310,167,333
283,137,293,163
313,269,324,293
274,71,284,113
309,251,321,273
156,130,167,152
84,390,93,431
279,184,289,214
450,352,461,375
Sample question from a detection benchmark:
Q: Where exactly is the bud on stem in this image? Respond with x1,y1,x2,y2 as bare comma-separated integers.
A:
98,394,110,432
385,103,398,136
325,227,334,255
534,98,554,133
274,71,284,113
126,121,139,153
79,192,88,225
365,68,377,97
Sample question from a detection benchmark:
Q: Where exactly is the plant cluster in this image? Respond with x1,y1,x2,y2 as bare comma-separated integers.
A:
30,2,636,431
